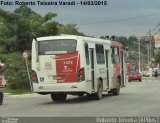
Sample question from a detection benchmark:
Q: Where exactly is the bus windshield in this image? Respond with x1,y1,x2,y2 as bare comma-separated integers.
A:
38,39,77,55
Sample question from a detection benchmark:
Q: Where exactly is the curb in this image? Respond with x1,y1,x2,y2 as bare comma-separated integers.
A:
4,93,38,97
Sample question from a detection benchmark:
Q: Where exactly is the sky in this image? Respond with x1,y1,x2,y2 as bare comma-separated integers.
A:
0,0,160,38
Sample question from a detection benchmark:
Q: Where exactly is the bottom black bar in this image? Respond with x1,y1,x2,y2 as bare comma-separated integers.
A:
0,117,159,123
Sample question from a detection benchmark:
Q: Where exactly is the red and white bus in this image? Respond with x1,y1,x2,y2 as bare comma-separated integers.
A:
32,35,127,102
111,41,127,87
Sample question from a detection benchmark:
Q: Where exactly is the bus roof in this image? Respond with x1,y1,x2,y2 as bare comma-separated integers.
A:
35,35,111,45
111,40,123,48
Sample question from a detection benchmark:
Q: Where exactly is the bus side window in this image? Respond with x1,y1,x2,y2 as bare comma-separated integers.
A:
111,47,119,64
95,44,105,64
84,43,90,65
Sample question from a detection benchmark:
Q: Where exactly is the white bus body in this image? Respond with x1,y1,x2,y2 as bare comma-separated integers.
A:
32,35,124,101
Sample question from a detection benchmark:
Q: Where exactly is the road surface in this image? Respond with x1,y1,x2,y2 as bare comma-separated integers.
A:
0,78,160,123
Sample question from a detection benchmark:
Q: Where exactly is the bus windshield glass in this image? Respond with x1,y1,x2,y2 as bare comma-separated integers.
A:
38,39,77,55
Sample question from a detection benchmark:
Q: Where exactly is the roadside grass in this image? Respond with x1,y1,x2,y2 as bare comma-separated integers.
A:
3,87,33,95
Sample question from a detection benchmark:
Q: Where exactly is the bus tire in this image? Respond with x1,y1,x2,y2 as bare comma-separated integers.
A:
77,93,84,97
113,78,120,96
0,92,4,105
51,93,67,102
93,80,103,100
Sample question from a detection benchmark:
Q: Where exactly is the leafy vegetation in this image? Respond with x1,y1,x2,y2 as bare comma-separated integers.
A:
0,52,31,90
0,6,84,92
154,49,160,64
3,86,32,95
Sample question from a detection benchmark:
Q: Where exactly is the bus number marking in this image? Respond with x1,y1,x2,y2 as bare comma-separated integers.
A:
62,60,74,72
63,61,73,65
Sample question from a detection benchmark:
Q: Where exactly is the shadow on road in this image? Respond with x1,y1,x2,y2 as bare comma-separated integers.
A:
42,93,114,105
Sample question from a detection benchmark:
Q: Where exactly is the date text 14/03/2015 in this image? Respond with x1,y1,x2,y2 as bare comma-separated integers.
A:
79,1,107,6
0,1,108,6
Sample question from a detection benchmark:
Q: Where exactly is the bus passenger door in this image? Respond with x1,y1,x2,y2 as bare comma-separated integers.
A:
84,43,93,93
89,49,95,91
105,50,109,88
121,51,126,86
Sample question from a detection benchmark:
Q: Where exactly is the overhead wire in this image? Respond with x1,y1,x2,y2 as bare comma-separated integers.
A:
78,13,160,26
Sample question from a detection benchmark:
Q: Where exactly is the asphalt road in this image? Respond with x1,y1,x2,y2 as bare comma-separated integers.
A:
0,78,160,123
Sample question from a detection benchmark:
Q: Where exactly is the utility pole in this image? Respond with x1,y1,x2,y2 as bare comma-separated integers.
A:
148,30,153,77
141,54,143,72
147,44,150,65
138,37,141,73
149,29,152,63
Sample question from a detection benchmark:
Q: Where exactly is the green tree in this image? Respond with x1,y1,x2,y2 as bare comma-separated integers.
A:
154,49,160,65
58,24,84,36
0,52,31,89
39,22,59,36
0,6,59,52
116,36,128,47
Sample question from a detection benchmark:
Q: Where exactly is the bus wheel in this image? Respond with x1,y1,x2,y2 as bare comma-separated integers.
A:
113,78,120,96
77,93,84,97
0,92,4,105
94,80,103,100
51,93,67,102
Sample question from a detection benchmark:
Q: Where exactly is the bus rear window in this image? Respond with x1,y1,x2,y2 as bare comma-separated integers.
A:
38,39,77,55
